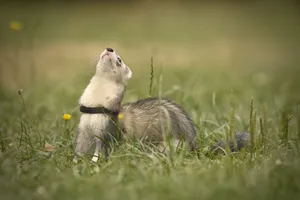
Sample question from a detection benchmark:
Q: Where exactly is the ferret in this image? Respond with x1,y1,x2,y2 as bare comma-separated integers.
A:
74,48,249,163
74,47,132,163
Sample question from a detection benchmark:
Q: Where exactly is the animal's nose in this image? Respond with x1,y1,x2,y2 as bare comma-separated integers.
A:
106,48,114,52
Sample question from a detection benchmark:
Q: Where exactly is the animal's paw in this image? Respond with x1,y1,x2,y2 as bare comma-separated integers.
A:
73,157,79,164
92,155,99,163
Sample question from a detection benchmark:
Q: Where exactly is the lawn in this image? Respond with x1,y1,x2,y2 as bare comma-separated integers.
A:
0,1,300,200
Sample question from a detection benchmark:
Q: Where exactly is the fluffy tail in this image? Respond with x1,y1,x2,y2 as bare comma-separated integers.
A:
210,132,250,155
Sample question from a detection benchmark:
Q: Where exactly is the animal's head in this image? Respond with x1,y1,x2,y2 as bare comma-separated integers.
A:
96,48,132,84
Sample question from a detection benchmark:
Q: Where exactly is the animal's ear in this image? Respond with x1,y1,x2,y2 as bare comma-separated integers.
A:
125,66,132,80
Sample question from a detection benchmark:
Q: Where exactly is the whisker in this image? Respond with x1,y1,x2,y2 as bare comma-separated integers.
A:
87,54,100,70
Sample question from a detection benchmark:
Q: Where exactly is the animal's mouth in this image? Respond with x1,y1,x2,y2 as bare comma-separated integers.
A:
100,52,109,59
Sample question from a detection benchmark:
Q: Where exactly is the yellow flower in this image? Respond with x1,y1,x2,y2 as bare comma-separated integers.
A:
62,113,71,121
10,21,22,31
118,113,124,120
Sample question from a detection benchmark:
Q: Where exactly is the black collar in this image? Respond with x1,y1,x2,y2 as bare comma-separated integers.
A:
79,105,119,116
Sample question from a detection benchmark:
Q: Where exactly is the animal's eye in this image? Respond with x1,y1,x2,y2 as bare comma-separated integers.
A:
116,60,121,67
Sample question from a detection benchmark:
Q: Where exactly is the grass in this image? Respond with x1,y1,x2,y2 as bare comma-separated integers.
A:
1,1,300,200
1,62,300,200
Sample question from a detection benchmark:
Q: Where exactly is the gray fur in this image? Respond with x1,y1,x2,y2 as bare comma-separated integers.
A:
105,90,124,112
74,127,94,157
119,97,199,152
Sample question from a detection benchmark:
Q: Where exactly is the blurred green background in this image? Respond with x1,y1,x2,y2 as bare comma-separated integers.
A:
1,0,300,87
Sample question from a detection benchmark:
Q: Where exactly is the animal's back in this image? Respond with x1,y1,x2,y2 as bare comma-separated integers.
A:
120,97,198,150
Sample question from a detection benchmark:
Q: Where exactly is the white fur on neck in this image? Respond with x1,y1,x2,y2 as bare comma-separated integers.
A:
79,75,124,109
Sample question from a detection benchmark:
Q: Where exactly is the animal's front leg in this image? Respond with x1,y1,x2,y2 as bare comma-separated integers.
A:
73,127,93,163
92,137,101,162
91,136,110,162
